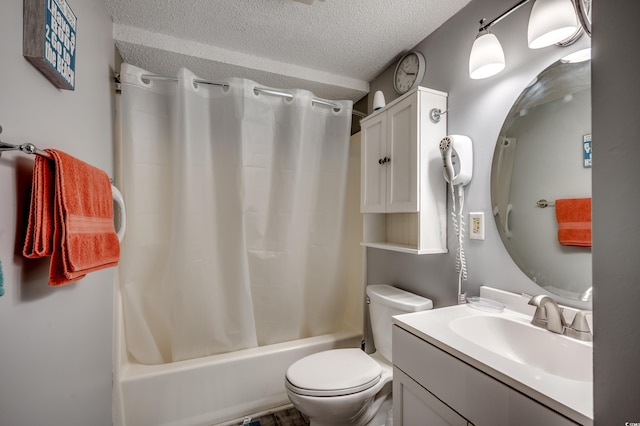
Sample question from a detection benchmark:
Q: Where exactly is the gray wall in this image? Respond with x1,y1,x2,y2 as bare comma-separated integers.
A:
367,0,640,422
366,0,591,308
0,1,115,424
592,1,640,423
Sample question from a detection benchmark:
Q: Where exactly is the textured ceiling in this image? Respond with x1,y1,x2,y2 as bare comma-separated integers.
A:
104,0,472,101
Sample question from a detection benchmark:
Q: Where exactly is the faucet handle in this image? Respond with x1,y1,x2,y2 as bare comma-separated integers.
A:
570,310,591,332
565,310,593,341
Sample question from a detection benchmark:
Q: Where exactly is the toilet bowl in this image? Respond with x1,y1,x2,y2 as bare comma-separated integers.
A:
285,285,433,426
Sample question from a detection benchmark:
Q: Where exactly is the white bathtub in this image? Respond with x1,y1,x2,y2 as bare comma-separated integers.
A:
113,293,362,426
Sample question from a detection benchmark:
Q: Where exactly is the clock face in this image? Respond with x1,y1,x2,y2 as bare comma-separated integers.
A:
394,52,425,95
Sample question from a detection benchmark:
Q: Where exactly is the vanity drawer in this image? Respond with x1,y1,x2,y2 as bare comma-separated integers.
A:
392,325,579,426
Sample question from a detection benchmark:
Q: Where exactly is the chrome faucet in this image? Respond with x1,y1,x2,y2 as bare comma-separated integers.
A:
528,295,566,334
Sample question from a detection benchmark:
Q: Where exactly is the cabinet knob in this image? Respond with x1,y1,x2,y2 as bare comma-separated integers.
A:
378,158,384,165
384,156,390,163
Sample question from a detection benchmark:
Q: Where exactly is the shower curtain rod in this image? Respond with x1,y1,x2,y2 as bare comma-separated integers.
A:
138,74,367,117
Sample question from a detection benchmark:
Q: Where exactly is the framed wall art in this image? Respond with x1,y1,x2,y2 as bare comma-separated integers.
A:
23,0,77,90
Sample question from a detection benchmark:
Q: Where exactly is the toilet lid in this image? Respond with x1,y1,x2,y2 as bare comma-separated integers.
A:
285,348,382,397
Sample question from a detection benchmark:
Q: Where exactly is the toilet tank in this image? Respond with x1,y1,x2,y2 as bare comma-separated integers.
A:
366,285,433,362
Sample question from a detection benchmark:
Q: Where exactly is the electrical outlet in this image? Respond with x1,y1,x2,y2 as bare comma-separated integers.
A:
469,212,485,240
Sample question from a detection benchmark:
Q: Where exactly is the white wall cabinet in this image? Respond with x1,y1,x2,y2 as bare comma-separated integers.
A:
360,86,448,254
392,325,580,426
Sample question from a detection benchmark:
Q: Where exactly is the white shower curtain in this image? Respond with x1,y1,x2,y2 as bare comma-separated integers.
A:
118,64,353,364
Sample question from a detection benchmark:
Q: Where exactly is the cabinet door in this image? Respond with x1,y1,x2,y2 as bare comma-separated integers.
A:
394,367,470,426
386,94,419,212
360,112,387,213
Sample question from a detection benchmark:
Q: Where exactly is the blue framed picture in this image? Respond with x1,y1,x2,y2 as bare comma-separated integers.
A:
23,0,77,90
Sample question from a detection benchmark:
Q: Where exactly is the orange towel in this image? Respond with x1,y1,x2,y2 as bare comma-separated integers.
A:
23,150,120,286
555,198,592,248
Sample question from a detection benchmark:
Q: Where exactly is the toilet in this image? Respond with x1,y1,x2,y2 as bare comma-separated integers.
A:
285,285,433,426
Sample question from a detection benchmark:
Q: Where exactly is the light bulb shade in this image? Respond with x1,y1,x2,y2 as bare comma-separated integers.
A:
469,31,506,79
373,90,386,110
528,0,579,49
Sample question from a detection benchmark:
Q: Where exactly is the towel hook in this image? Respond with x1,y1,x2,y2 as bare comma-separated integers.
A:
430,108,448,123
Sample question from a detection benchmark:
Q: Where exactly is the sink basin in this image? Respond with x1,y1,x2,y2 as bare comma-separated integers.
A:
449,315,592,382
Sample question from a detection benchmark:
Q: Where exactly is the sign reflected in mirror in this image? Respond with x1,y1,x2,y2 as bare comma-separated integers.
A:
490,58,591,302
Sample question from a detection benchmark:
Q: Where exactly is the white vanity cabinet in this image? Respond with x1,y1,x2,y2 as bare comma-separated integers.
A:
392,325,581,426
360,87,448,254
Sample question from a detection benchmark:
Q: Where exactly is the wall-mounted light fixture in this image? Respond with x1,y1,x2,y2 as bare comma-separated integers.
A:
469,0,592,79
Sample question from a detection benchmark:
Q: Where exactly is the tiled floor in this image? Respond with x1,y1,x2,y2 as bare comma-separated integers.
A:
246,407,309,426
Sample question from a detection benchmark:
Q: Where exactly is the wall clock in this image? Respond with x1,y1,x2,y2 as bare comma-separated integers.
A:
393,51,426,95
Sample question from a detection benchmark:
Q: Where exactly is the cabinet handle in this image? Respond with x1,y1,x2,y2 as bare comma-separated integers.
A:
384,156,390,163
378,158,384,165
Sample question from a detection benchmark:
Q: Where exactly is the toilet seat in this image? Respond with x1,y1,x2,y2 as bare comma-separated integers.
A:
285,348,382,397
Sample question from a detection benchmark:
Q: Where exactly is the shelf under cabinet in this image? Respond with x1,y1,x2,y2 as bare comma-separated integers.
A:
360,241,447,255
362,212,448,255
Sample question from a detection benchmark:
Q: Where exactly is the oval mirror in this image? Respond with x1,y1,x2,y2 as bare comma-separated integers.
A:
490,58,591,302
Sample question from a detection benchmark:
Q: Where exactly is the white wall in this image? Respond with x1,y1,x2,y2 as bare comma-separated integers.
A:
366,0,591,308
0,1,115,425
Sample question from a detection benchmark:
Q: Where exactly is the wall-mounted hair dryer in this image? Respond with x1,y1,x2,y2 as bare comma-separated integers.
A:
439,135,473,304
439,135,473,186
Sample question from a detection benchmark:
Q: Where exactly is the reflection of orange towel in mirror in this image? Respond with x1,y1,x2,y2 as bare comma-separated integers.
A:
555,198,591,247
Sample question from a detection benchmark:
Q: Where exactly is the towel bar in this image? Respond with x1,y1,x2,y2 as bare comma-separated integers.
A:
0,128,126,242
536,199,556,208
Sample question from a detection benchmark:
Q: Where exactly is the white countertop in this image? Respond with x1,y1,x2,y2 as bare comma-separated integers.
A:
393,304,593,425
